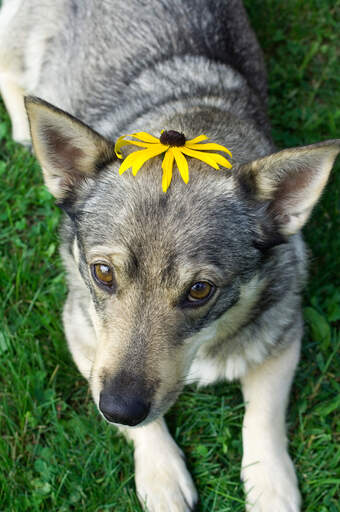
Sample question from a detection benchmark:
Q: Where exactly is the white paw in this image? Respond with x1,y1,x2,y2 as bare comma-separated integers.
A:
134,439,198,512
242,452,301,512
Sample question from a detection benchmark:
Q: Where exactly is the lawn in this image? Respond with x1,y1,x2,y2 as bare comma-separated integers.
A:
0,1,339,511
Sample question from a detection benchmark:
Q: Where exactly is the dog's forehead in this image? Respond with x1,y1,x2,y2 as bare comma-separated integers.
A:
78,165,256,279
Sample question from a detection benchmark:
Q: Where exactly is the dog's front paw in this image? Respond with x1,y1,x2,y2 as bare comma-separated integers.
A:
242,452,301,512
134,440,198,512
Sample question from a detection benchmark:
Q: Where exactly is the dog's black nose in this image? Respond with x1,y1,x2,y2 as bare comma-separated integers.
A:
99,392,150,426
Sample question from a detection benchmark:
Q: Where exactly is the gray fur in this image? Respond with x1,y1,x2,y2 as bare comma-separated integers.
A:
0,0,271,137
1,1,339,511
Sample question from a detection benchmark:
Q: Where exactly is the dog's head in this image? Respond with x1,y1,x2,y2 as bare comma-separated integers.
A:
25,97,340,426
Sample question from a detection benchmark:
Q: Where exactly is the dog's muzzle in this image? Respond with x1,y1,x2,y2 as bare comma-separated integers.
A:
99,390,150,426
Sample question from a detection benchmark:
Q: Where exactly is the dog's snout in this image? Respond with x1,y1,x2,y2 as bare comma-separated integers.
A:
99,391,150,426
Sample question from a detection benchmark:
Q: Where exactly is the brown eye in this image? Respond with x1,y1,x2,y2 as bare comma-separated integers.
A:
92,263,114,290
188,282,213,302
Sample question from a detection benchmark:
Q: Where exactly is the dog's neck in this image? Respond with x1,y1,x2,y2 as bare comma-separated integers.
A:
91,55,273,154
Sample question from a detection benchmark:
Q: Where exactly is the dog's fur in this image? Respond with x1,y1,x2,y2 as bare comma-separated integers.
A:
1,1,339,510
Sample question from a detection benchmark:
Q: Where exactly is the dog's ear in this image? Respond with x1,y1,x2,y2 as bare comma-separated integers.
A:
24,96,115,199
237,140,340,235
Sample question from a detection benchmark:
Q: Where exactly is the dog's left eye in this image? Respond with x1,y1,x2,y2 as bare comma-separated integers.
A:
186,281,215,305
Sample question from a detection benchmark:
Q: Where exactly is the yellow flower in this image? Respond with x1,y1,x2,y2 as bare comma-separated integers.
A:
114,130,232,192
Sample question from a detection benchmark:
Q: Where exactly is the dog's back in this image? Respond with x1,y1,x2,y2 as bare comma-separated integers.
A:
0,0,269,138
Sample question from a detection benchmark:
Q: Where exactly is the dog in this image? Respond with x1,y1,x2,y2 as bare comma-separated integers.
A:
0,1,339,510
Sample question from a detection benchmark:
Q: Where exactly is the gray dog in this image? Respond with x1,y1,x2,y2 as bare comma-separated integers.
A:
0,0,339,510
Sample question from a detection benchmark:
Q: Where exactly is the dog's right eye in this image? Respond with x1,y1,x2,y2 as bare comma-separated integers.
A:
91,263,115,291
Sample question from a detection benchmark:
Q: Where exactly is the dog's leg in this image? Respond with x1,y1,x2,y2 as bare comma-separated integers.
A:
0,73,30,145
241,338,301,512
0,0,31,145
122,417,198,512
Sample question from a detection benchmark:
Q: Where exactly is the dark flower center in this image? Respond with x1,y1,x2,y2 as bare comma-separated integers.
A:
160,130,186,147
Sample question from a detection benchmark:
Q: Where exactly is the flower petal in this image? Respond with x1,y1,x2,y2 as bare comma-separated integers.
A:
209,153,232,169
185,135,209,145
119,146,167,175
114,136,152,158
184,142,232,158
118,150,143,174
131,132,160,143
180,147,220,169
114,135,129,159
131,146,166,176
161,149,175,192
173,148,189,184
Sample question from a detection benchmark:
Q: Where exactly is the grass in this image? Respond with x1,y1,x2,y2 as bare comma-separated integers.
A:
0,0,339,510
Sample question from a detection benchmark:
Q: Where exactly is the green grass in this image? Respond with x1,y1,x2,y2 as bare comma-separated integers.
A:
0,0,339,510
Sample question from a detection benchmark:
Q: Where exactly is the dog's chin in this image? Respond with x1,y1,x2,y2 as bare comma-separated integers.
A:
100,410,160,428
